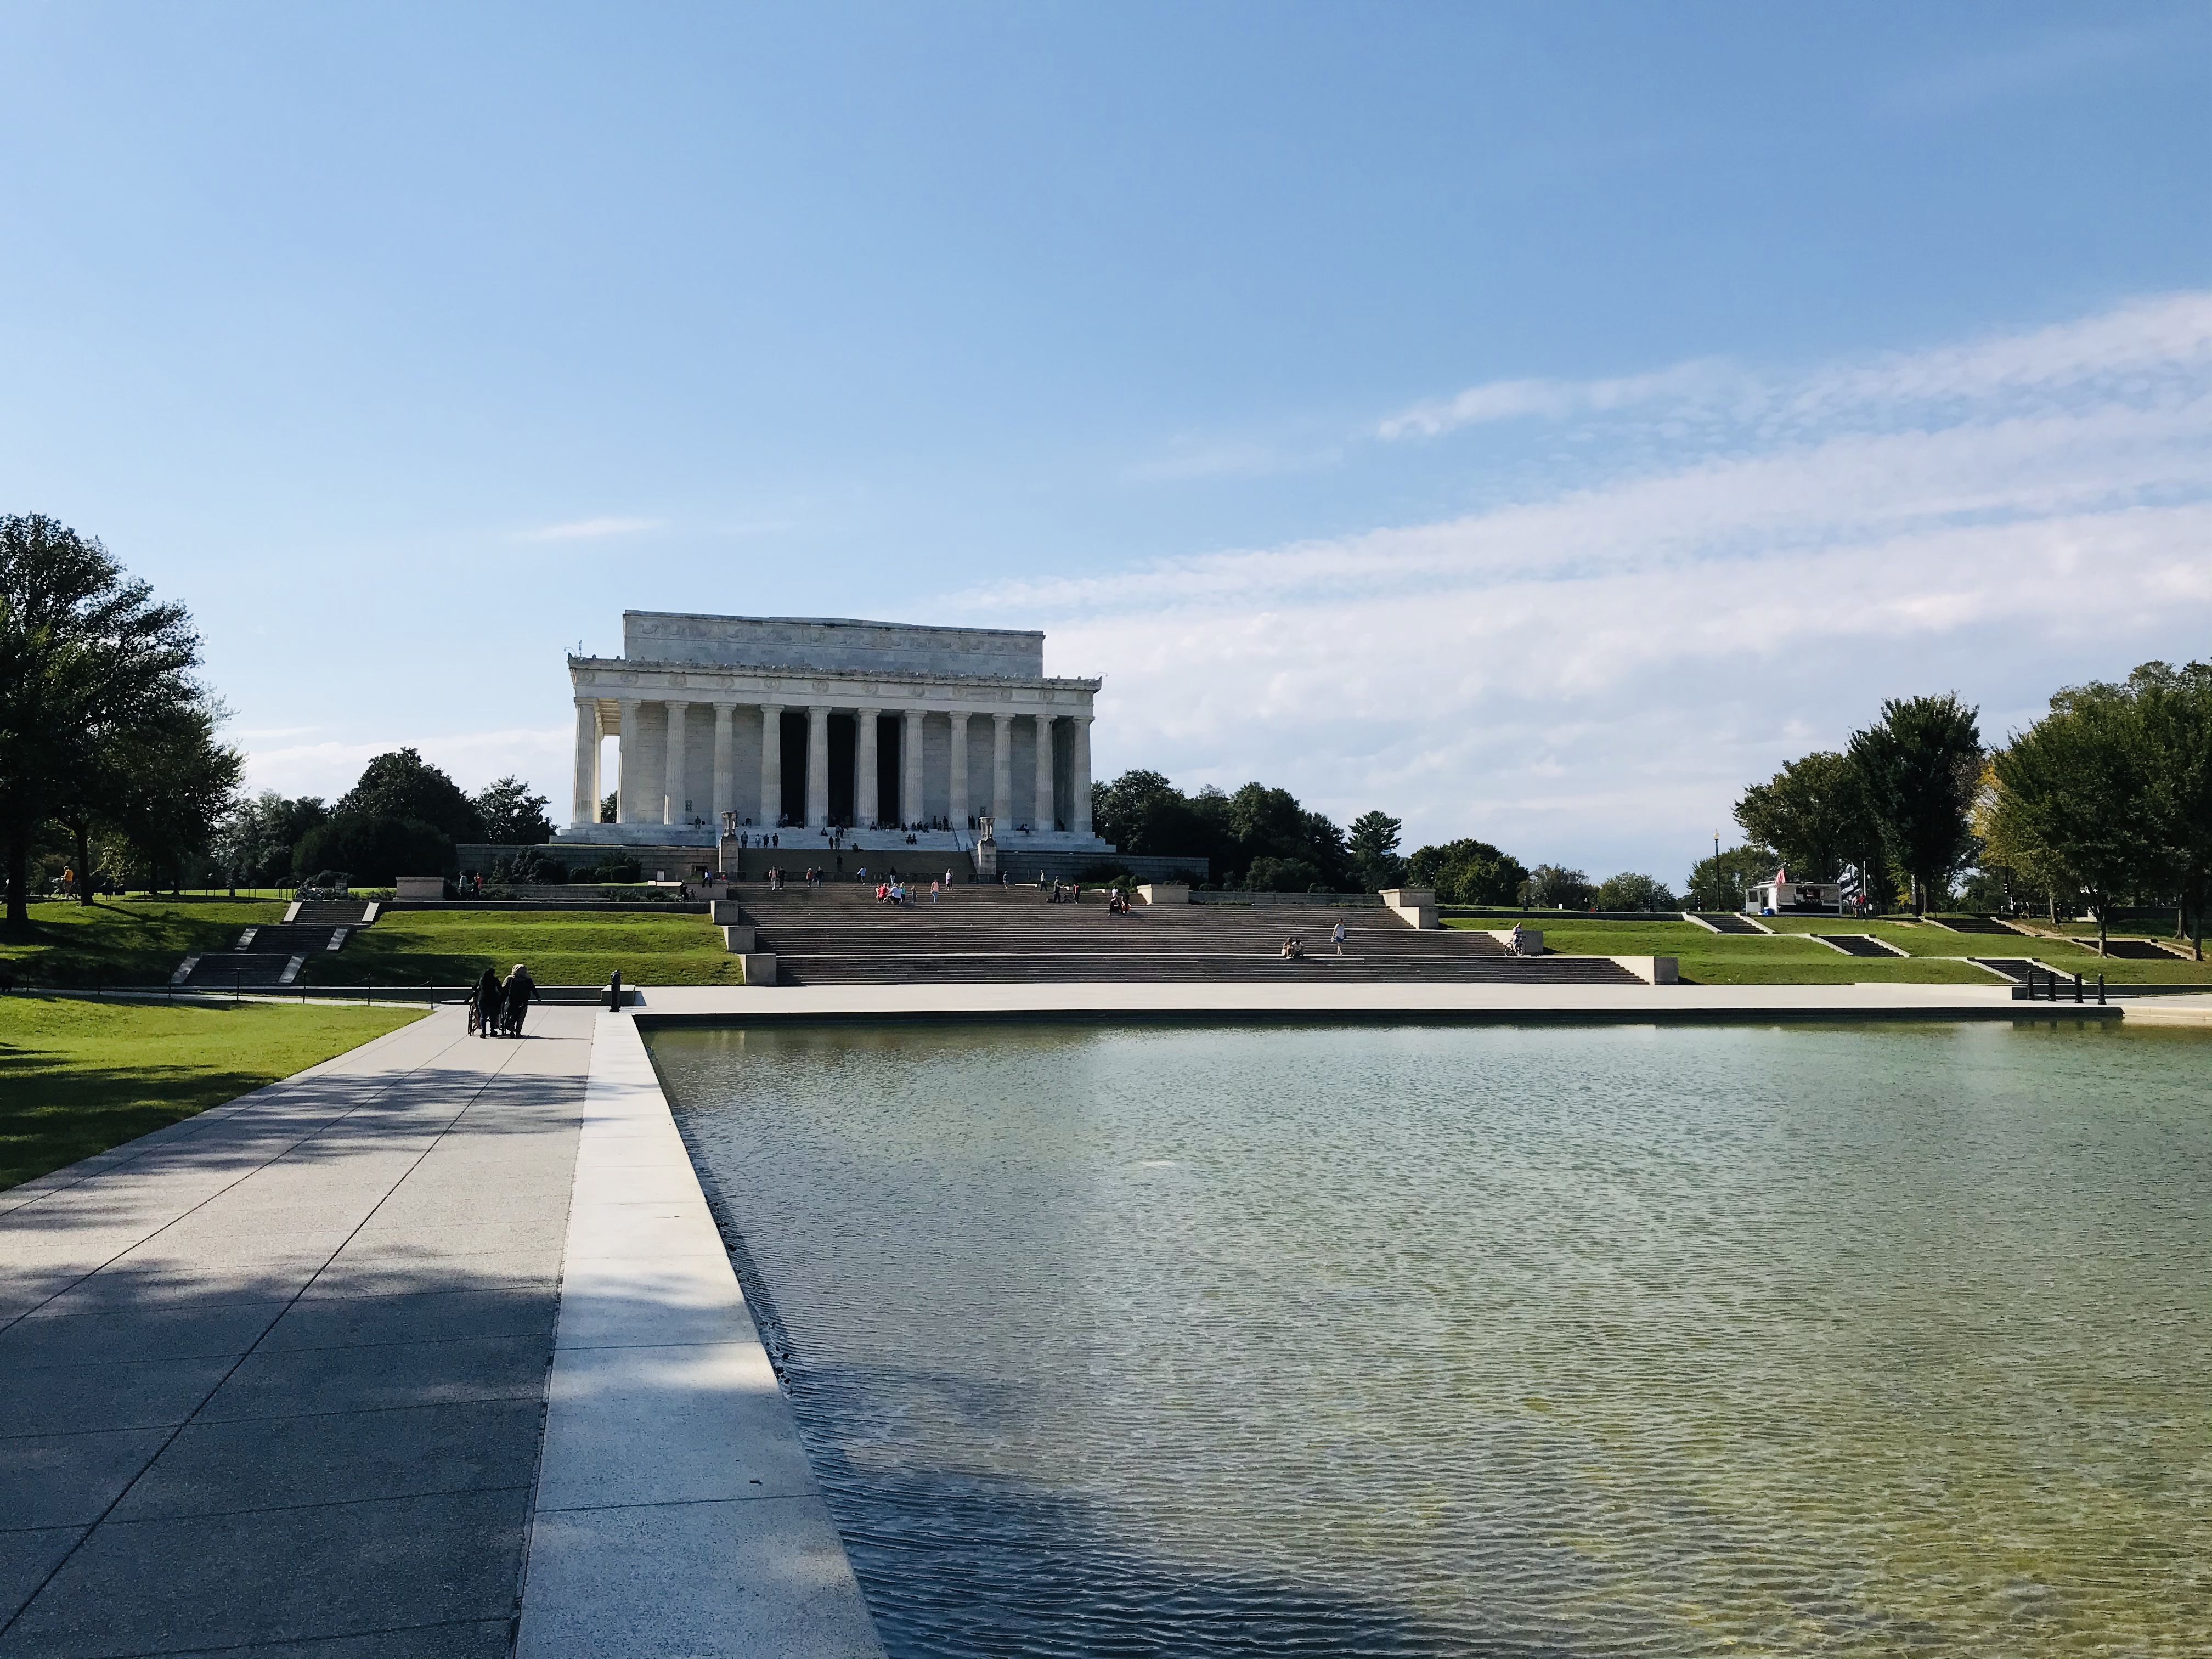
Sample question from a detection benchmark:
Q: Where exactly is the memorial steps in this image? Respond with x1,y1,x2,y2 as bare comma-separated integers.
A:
740,887,1643,986
176,901,377,989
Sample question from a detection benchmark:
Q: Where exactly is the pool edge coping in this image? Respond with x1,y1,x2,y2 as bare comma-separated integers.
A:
516,1009,888,1659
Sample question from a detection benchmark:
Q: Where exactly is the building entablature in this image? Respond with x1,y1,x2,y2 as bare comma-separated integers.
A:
567,655,1100,711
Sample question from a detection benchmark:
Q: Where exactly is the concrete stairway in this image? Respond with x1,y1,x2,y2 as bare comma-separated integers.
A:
739,885,1643,987
175,900,379,989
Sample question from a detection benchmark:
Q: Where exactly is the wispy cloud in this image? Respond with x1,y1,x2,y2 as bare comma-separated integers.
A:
1881,18,2196,117
1376,360,1739,440
974,294,2212,876
517,516,665,541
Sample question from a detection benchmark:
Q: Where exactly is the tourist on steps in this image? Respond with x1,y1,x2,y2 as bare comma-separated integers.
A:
1332,919,1347,955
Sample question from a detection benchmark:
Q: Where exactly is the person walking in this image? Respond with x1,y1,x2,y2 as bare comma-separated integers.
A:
502,962,539,1037
471,967,503,1038
1331,918,1347,956
930,879,940,904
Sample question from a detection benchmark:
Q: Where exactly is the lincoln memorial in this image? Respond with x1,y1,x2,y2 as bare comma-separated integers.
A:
560,611,1110,854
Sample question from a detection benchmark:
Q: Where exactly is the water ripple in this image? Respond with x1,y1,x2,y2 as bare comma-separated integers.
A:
658,1020,2212,1657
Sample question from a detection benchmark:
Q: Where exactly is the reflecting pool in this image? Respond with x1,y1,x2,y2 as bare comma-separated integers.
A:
653,1020,2212,1657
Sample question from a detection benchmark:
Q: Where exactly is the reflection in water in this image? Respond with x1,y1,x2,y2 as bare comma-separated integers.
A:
653,1020,2212,1657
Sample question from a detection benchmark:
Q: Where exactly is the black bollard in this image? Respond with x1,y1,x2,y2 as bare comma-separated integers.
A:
608,969,623,1012
2072,972,2082,1003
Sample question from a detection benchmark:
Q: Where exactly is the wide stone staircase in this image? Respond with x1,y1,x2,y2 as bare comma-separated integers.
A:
738,885,1644,986
175,900,376,990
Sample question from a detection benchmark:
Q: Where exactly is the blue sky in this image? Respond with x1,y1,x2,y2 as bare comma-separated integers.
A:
4,2,2208,882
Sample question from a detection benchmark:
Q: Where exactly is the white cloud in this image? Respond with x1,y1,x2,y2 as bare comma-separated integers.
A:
518,516,664,541
997,294,2212,876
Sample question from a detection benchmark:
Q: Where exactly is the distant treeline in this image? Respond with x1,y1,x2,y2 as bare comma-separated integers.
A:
1716,667,2211,953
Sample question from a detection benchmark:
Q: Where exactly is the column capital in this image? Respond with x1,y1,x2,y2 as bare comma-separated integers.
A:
663,697,691,710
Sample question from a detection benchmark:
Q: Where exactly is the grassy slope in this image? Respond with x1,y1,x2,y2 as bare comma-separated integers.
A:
0,900,285,985
0,995,422,1189
301,907,743,988
1444,917,2212,985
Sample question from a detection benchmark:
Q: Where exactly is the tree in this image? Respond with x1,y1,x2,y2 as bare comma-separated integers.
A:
1995,682,2158,955
599,792,618,823
217,792,330,885
1847,694,1982,915
2131,661,2212,959
0,515,207,933
104,708,242,891
1596,871,1678,911
1972,760,2069,921
294,813,455,885
1522,864,1592,909
1346,811,1408,890
475,776,554,844
336,749,485,843
1406,838,1527,905
1684,843,1779,912
1734,752,1878,881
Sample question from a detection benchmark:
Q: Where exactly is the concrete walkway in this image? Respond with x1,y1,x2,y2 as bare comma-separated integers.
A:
0,1007,591,1658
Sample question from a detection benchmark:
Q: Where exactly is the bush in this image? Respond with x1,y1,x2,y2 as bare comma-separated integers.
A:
589,855,643,883
292,814,455,885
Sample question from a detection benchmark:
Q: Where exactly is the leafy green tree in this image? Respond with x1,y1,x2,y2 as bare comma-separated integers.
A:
1406,838,1527,905
1734,752,1880,881
294,813,455,885
475,776,554,844
2131,661,2212,958
0,515,207,933
1243,855,1324,892
1995,681,2159,955
336,749,485,844
1683,844,1778,912
600,792,618,823
1595,871,1677,911
217,791,329,885
1848,694,1982,915
105,707,242,891
1346,810,1407,890
1522,864,1593,909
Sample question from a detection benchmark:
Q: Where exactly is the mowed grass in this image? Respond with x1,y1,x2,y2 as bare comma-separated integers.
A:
300,907,743,988
0,994,422,1189
0,900,285,985
1448,916,2212,984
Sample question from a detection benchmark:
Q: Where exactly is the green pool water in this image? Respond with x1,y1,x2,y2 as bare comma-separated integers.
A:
653,1019,2212,1657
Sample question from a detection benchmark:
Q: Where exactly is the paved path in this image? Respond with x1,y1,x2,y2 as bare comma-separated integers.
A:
0,1006,593,1658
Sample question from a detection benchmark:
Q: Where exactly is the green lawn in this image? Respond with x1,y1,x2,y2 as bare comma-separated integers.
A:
1443,916,2212,985
1,900,284,986
0,995,423,1189
301,907,743,988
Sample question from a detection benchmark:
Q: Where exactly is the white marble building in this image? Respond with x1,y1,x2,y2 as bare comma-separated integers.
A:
562,612,1107,850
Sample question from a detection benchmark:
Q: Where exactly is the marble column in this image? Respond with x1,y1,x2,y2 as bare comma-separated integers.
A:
711,702,735,831
759,703,783,826
662,701,690,826
991,714,1013,827
1071,715,1093,836
805,704,831,827
1034,714,1056,831
948,713,970,829
855,708,880,828
617,699,645,823
901,709,926,828
572,698,599,827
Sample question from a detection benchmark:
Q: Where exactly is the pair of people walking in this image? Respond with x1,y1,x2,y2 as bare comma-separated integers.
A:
469,963,538,1038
